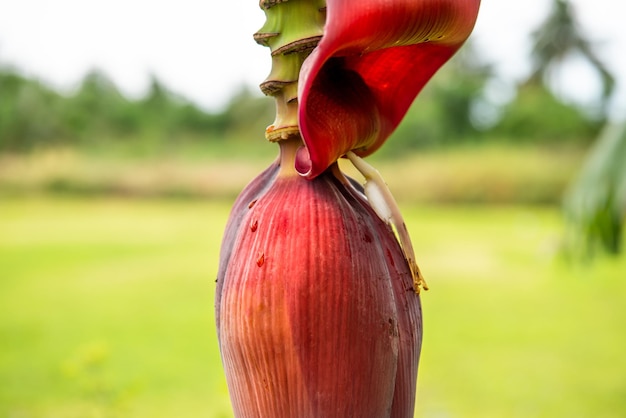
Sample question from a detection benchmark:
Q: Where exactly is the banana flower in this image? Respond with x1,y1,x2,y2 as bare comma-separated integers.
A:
216,1,480,417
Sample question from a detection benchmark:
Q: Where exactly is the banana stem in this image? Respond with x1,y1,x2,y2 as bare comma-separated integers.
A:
346,151,428,294
255,0,326,143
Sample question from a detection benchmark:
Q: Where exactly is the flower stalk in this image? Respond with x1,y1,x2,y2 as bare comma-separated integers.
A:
254,0,326,142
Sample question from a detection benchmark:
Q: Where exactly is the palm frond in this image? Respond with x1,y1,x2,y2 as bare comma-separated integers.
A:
529,0,616,111
564,120,626,258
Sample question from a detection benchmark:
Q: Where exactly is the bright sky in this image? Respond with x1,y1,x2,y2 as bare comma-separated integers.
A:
0,0,625,116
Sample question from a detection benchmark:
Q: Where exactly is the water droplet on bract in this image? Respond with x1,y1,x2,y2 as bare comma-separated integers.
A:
256,253,265,267
250,219,258,232
248,199,258,209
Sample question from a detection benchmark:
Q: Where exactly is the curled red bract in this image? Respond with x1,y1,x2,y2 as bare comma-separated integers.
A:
296,0,481,178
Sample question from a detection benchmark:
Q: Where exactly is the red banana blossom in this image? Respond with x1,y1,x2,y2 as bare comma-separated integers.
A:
216,0,480,416
217,140,422,417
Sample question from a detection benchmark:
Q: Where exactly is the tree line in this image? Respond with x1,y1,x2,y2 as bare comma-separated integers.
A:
0,57,602,155
0,67,275,152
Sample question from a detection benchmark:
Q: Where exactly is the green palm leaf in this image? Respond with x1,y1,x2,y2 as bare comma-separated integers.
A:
564,120,626,257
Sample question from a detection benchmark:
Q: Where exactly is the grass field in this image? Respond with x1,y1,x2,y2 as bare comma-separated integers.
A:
1,196,625,417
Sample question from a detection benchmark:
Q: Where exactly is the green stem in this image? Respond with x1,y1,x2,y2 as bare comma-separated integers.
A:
255,0,326,55
255,0,326,143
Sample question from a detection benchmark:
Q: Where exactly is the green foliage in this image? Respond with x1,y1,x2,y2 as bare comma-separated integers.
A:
62,70,139,143
217,86,276,142
564,121,626,257
492,82,601,144
0,66,273,153
0,69,66,150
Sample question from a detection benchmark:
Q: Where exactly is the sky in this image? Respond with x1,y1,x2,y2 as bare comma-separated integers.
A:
0,0,625,116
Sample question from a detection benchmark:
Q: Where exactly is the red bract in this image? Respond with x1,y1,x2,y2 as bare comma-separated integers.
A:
296,0,481,178
216,141,422,417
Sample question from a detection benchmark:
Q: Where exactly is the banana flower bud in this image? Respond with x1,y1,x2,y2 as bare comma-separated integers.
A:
217,140,422,417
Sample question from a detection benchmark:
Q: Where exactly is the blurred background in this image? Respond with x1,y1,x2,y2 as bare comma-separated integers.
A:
1,0,625,417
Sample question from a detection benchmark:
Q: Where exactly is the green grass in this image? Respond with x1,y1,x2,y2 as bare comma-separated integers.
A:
1,197,625,417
